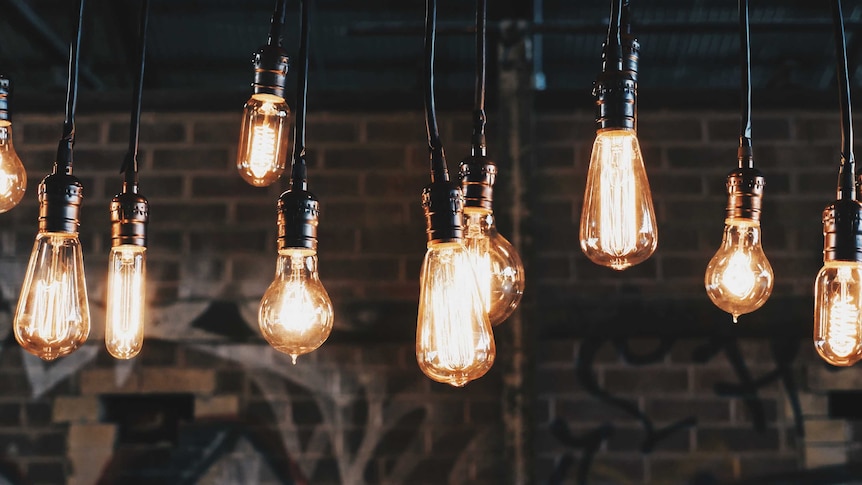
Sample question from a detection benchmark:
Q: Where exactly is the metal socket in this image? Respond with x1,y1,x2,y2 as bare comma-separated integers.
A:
422,180,464,244
822,198,862,263
278,188,319,251
111,191,149,247
459,155,497,211
725,167,765,221
38,172,83,234
252,44,290,99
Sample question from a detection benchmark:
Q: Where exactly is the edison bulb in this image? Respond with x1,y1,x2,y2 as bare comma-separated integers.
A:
705,219,773,323
416,241,495,387
259,248,333,363
105,245,146,359
463,208,524,326
237,93,290,187
14,232,90,361
814,261,862,366
0,121,26,212
580,128,657,270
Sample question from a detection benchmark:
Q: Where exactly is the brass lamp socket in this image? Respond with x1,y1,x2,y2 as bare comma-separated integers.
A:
422,180,464,244
459,155,497,211
38,172,83,234
823,198,862,263
725,167,765,221
0,77,9,122
278,188,319,251
111,191,149,248
252,44,290,99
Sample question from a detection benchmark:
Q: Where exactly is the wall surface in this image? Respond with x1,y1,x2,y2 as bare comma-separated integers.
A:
0,110,857,484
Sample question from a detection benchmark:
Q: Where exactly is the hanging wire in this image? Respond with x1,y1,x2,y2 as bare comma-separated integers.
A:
268,0,288,47
425,0,448,181
738,0,753,168
121,0,150,190
603,0,624,73
471,0,487,155
57,0,86,173
290,0,310,189
832,0,855,200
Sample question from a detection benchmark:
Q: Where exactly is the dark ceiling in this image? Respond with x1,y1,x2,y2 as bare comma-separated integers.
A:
0,0,860,112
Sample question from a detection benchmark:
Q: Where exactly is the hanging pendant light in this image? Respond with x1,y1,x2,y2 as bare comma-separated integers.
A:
704,0,774,324
14,0,90,361
258,0,334,364
458,0,525,327
237,0,291,187
0,77,27,213
579,0,657,271
814,0,862,367
105,0,150,360
416,0,494,388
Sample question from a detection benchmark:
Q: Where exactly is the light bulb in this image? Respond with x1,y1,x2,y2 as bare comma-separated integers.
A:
0,122,26,213
237,93,290,187
15,232,90,361
705,219,774,323
814,261,862,366
259,248,333,364
416,241,495,387
579,128,657,270
105,245,146,359
463,208,524,326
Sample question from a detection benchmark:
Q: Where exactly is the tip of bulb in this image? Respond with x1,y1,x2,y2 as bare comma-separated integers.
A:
732,315,740,324
290,354,298,365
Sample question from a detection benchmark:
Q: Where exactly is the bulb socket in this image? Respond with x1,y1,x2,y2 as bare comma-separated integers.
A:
724,167,765,221
0,77,9,122
277,188,319,251
593,70,636,132
38,172,83,234
823,198,862,262
422,180,464,244
459,155,497,211
252,44,290,99
111,191,149,247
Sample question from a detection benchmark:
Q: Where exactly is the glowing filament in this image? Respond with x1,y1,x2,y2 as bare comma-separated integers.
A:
249,123,277,179
722,251,756,298
599,135,637,257
105,246,146,359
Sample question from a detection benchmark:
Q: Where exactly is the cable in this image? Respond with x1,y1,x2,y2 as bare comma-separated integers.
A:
122,0,149,189
291,0,310,189
472,0,487,155
832,0,855,200
57,0,85,173
603,0,624,73
268,0,288,47
425,0,447,181
737,0,753,168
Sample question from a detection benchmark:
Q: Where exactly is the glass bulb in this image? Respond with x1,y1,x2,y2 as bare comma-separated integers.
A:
704,219,774,323
814,261,862,366
105,245,146,359
259,248,333,363
14,232,90,361
0,122,26,213
416,241,495,387
579,128,657,270
237,93,290,187
463,208,525,326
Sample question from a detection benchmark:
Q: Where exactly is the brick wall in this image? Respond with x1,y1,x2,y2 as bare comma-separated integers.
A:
0,109,857,484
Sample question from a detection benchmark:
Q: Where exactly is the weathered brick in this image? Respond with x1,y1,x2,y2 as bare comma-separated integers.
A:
604,368,689,394
554,398,638,422
307,120,358,143
27,461,67,483
646,398,730,423
650,455,736,482
52,397,99,423
153,148,231,171
194,395,239,418
605,426,690,452
365,119,427,143
79,368,215,394
109,121,188,144
638,118,704,143
192,119,241,144
325,146,405,170
697,427,780,451
188,229,269,253
22,120,101,144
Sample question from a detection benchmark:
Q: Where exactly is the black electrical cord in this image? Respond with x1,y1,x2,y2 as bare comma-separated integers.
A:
122,0,149,190
57,0,85,173
471,0,486,155
268,0,288,47
833,0,855,200
425,0,447,181
603,0,624,73
290,0,310,189
738,0,753,168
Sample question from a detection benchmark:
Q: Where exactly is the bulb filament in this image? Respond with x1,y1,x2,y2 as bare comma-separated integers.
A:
599,134,637,260
249,123,277,179
828,267,860,358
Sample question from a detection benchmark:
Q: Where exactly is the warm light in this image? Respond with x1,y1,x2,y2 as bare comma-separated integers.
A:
814,261,862,366
14,232,90,361
463,207,524,326
580,128,657,270
105,245,146,359
237,93,290,187
259,248,333,363
416,241,495,387
0,121,26,213
705,219,773,323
